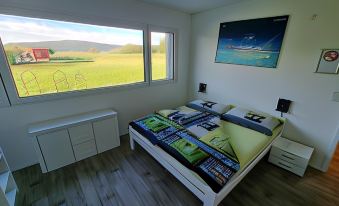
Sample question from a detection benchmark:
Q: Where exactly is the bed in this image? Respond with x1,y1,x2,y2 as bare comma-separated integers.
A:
129,100,285,206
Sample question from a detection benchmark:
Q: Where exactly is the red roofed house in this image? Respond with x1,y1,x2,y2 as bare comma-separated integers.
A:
16,48,50,64
31,48,50,62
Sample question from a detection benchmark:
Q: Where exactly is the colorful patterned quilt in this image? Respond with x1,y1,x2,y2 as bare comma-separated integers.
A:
130,106,244,192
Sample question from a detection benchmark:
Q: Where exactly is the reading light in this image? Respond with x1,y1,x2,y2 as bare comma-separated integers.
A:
198,83,207,93
276,98,292,117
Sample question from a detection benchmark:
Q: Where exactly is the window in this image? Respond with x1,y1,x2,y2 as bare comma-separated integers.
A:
0,14,145,98
151,32,174,81
0,14,177,104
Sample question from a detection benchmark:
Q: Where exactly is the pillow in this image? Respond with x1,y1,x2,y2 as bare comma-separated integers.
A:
157,106,209,126
221,107,281,136
186,99,232,116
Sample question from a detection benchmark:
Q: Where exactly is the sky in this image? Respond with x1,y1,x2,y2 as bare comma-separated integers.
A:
0,14,165,46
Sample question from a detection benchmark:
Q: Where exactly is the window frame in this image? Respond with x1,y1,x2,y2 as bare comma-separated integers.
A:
0,13,179,107
148,25,178,86
0,13,178,105
0,74,10,107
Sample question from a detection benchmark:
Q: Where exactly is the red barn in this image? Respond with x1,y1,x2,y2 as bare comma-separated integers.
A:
31,48,50,62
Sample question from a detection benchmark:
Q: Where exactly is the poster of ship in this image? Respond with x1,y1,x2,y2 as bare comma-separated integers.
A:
215,15,289,68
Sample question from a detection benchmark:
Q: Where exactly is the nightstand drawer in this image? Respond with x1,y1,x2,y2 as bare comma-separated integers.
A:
270,146,308,168
73,139,97,161
269,155,306,176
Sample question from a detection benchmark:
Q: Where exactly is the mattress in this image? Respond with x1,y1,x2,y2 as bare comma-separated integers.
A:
129,106,283,192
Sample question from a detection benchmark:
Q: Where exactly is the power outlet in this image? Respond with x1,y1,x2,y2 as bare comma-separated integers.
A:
333,92,339,102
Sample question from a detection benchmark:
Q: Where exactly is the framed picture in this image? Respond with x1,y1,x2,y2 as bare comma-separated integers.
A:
315,49,339,74
215,15,289,68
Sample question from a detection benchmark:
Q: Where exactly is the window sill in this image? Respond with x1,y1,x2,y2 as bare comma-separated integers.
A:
150,79,175,86
6,78,177,106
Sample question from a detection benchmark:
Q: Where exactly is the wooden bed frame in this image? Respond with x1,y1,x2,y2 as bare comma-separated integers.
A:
129,126,283,206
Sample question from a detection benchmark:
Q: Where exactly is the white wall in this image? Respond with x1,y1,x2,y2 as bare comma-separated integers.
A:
189,0,339,170
0,0,191,171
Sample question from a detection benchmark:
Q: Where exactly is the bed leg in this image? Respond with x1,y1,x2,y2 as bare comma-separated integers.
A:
203,193,218,206
129,132,135,150
203,198,217,206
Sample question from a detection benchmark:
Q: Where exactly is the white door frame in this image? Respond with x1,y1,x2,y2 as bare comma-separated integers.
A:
322,127,339,171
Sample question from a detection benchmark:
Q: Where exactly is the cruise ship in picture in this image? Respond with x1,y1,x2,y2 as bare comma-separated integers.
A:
226,33,282,53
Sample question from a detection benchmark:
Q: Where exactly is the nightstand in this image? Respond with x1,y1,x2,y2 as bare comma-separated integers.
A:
268,136,314,176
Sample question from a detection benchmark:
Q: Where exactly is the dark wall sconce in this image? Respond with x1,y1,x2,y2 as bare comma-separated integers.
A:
198,83,207,93
276,98,292,117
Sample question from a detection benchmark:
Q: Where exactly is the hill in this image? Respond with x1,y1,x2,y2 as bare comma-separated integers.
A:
111,44,143,54
4,40,121,52
110,44,165,54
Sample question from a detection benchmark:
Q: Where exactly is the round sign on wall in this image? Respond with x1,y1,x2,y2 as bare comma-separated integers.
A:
323,50,339,62
316,49,339,74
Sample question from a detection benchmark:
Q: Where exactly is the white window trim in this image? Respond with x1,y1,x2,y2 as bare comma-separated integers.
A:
0,12,178,105
148,25,178,86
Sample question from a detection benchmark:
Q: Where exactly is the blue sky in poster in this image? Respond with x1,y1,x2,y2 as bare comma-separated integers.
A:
0,14,148,45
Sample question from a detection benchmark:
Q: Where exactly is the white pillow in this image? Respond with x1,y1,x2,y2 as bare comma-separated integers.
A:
186,100,232,115
222,107,281,136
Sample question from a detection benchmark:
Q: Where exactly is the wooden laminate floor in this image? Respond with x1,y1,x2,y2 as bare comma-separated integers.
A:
14,135,339,206
328,144,339,177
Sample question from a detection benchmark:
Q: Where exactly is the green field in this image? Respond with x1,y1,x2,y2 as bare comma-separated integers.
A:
9,51,166,97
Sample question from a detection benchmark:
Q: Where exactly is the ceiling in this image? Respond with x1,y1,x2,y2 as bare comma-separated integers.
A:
138,0,246,14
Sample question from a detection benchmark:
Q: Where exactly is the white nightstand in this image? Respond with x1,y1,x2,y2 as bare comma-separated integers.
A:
268,136,314,176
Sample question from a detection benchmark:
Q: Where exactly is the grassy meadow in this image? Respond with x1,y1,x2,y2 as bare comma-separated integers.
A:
8,51,166,97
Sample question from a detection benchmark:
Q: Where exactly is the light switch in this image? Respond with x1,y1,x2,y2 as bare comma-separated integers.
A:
332,92,339,102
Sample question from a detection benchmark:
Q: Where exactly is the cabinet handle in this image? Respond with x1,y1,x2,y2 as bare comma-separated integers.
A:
278,162,291,168
282,154,295,160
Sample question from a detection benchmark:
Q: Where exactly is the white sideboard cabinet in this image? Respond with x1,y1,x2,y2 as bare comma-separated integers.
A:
29,110,120,173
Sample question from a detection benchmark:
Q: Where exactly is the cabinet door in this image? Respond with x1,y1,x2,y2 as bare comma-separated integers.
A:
93,117,120,153
37,129,75,171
